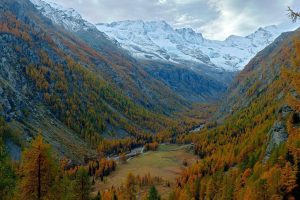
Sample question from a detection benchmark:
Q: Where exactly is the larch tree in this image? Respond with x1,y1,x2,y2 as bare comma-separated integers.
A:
125,173,136,200
280,162,297,196
18,133,56,200
193,177,200,200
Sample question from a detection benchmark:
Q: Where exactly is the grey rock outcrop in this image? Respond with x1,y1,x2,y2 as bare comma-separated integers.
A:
264,121,288,162
278,104,293,118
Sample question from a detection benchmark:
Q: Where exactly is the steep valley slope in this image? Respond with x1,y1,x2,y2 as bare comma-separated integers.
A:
174,27,300,199
0,0,189,162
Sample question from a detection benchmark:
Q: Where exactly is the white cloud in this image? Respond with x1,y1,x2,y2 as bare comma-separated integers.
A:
157,0,167,5
199,0,300,39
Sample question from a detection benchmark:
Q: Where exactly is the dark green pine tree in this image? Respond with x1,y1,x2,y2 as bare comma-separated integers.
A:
147,185,161,200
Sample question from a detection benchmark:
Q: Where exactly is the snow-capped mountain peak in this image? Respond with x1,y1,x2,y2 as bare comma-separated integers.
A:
96,21,298,71
176,28,204,44
30,0,95,32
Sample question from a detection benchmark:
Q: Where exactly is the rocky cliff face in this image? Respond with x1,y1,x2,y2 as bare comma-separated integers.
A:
264,121,288,161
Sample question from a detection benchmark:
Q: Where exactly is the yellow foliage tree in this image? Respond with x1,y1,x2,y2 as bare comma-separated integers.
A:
18,133,56,200
125,173,136,200
280,162,297,194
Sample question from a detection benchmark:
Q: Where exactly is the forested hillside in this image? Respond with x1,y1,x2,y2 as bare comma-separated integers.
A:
173,28,300,199
0,0,192,161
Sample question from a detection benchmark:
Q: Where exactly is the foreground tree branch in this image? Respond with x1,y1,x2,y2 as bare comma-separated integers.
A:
288,7,300,22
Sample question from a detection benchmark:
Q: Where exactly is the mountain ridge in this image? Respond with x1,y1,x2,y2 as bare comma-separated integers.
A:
96,20,298,71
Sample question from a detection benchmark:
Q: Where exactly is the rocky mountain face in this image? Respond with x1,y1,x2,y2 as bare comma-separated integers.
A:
140,60,235,102
96,20,297,72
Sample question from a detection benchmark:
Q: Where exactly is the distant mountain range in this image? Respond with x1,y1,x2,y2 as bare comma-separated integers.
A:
28,0,299,103
30,0,298,72
97,21,297,71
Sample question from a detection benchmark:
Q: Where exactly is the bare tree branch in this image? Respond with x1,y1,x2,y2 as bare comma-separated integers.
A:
288,7,300,22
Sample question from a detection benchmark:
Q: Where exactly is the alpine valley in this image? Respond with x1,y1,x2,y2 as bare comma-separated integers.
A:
0,0,300,200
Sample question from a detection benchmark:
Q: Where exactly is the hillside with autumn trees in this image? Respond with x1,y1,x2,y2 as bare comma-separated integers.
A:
172,28,300,199
0,0,197,162
1,0,300,199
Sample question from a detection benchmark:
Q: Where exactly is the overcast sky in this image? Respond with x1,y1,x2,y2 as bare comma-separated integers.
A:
50,0,300,40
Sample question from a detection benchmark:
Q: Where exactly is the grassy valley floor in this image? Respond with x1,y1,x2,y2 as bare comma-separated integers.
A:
93,144,198,199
